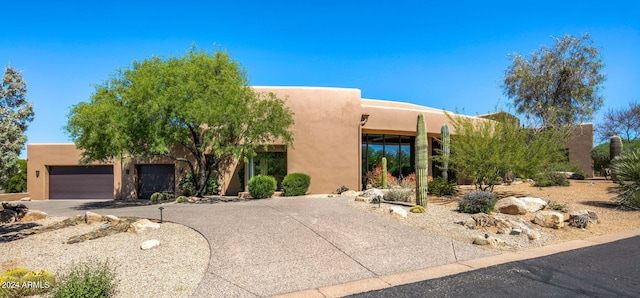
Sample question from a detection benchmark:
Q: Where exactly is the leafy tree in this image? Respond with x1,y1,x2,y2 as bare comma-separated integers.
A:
66,47,294,197
503,33,605,126
0,66,34,188
436,112,569,192
595,101,640,142
3,159,27,193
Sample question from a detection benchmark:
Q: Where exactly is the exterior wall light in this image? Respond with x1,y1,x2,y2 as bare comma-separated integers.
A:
35,170,40,178
360,114,370,126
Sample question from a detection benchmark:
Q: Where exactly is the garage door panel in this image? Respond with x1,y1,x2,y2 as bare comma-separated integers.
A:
49,166,113,199
138,165,175,199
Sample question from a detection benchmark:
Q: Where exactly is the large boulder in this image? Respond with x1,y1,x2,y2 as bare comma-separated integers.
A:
1,201,29,218
0,209,18,223
21,210,48,221
361,188,384,201
534,210,564,229
569,210,599,227
389,207,407,218
495,197,528,215
85,211,103,224
129,219,161,233
518,197,548,213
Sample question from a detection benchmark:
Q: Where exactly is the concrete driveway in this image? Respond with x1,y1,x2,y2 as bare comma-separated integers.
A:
21,196,495,297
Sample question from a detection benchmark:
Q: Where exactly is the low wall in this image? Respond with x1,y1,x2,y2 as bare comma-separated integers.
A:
0,192,29,201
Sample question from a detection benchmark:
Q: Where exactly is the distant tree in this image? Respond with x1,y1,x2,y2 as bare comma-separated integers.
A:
0,66,34,188
436,112,569,192
3,159,27,193
503,33,605,126
595,101,640,142
66,47,294,197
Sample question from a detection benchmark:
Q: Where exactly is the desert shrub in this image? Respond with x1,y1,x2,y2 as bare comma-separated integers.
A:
282,173,311,196
0,268,56,297
386,188,412,202
248,175,277,199
457,191,496,214
612,150,640,209
534,172,570,187
365,164,398,188
175,196,190,203
547,201,567,211
400,173,416,188
410,205,426,213
179,173,219,196
428,177,458,196
52,260,117,298
150,192,173,202
150,192,162,203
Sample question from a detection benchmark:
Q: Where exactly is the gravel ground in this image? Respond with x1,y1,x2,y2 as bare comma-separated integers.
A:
0,217,209,298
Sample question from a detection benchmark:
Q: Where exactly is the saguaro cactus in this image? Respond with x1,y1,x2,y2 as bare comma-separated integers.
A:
416,114,428,207
381,157,388,189
610,135,624,180
441,124,450,181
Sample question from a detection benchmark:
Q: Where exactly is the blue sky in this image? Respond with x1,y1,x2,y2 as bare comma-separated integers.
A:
2,1,639,156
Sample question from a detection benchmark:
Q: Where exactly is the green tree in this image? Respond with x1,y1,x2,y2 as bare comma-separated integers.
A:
0,66,34,188
437,112,568,192
3,159,27,193
503,33,605,126
66,47,294,197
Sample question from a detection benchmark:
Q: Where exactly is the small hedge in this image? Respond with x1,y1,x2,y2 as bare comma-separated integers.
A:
282,173,311,196
428,177,458,196
248,175,277,199
458,190,496,214
51,260,118,298
534,172,570,187
150,192,173,203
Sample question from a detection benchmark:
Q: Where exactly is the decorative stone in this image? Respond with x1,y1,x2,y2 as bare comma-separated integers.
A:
472,235,504,247
354,196,372,203
85,211,103,224
518,197,548,213
129,219,161,233
340,190,359,197
510,227,522,235
525,229,541,240
569,213,589,228
104,215,120,222
495,197,527,215
0,209,18,223
19,197,31,201
21,210,48,221
508,218,541,240
140,239,160,250
389,207,407,218
361,188,384,201
1,201,29,218
534,210,564,229
570,210,599,224
334,185,349,194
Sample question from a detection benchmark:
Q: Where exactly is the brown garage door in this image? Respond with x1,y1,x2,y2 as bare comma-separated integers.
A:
49,166,114,199
138,164,175,199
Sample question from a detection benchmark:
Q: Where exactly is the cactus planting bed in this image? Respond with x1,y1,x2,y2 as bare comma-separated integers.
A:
350,178,640,252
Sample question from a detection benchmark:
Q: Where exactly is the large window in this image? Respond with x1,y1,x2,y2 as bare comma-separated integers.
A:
362,134,414,187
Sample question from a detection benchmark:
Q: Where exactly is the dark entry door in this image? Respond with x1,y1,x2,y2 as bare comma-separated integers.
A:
138,164,175,199
49,166,114,199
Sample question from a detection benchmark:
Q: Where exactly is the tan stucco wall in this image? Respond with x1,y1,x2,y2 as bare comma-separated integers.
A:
566,123,594,177
0,193,29,201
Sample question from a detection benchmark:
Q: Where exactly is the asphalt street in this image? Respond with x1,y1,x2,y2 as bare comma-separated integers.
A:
348,236,640,298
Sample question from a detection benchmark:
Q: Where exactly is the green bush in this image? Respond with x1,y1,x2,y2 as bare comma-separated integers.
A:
428,177,458,196
534,172,570,187
150,192,162,203
410,205,426,213
282,173,311,196
150,192,173,202
52,260,118,298
248,175,277,199
385,188,412,202
0,268,56,297
612,150,640,209
175,196,190,203
457,191,496,214
179,173,219,196
2,159,27,193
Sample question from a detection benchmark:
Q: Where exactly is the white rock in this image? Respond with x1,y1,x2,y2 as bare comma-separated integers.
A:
389,207,407,218
140,239,160,250
362,188,384,200
340,190,359,197
19,197,31,201
534,210,564,229
104,215,119,222
354,196,372,203
129,219,161,233
495,197,528,215
519,197,548,213
472,235,504,247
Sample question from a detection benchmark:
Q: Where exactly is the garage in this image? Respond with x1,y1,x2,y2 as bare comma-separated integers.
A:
49,166,114,199
137,164,175,199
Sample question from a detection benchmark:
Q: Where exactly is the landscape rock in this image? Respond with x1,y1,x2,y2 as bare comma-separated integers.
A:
140,239,160,250
389,207,407,218
518,197,548,213
21,210,48,221
570,210,599,224
129,219,161,233
333,185,349,194
534,210,564,229
1,201,29,218
104,215,120,222
569,213,589,228
85,211,103,224
354,196,372,203
340,190,359,197
19,197,31,201
0,209,18,223
508,218,541,240
472,234,504,247
525,229,541,240
361,188,384,201
495,197,528,215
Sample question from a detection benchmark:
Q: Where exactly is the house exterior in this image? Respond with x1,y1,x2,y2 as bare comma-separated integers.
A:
26,86,594,200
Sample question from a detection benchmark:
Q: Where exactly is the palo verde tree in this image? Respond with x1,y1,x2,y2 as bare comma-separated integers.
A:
437,112,568,192
1,66,34,187
503,33,605,127
66,47,294,197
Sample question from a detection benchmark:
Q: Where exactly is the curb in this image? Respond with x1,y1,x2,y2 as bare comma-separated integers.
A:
272,229,640,298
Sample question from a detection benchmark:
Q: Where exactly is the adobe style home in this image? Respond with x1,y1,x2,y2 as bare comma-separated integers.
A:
26,87,594,200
